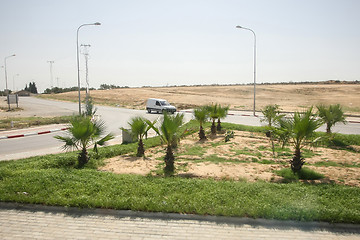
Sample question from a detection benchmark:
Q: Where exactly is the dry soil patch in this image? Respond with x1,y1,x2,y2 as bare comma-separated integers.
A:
99,130,360,187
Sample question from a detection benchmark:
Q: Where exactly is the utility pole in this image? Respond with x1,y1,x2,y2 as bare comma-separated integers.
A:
80,44,91,96
47,61,54,88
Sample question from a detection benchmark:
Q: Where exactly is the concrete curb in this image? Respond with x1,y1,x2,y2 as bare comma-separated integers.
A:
180,110,360,122
179,110,259,118
0,127,68,140
1,202,359,234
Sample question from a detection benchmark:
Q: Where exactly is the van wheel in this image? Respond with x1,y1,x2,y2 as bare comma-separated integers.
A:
147,109,151,113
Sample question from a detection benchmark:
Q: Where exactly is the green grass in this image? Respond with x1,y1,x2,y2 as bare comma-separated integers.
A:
0,116,73,130
0,167,359,223
179,145,207,157
313,161,341,167
316,132,360,151
275,167,325,182
203,154,228,163
312,161,360,168
232,147,254,156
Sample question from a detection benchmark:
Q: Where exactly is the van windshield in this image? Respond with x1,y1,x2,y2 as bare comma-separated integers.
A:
160,101,169,106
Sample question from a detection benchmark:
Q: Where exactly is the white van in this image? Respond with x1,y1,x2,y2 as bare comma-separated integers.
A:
146,98,176,114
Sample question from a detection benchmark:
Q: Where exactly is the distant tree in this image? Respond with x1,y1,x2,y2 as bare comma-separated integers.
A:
30,82,38,94
43,86,85,94
98,84,128,90
24,82,38,94
99,84,111,90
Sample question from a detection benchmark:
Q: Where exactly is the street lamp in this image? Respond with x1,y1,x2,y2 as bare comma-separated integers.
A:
13,74,19,92
76,22,101,115
4,54,16,95
47,60,54,88
236,25,257,116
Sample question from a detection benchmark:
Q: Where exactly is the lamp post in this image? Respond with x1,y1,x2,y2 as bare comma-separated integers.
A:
47,60,54,88
13,74,19,92
76,22,101,115
4,54,16,95
236,26,257,116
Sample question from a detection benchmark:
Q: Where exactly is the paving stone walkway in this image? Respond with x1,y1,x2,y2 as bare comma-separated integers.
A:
1,203,359,240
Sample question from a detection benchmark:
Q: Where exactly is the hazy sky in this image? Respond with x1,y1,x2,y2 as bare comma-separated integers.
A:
1,0,359,92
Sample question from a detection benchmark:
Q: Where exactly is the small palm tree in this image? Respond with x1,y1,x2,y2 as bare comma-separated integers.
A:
261,104,283,128
83,95,97,117
194,106,209,140
206,104,219,135
55,115,114,166
216,105,229,132
151,113,184,175
124,117,154,157
261,104,284,155
316,104,346,134
278,107,322,173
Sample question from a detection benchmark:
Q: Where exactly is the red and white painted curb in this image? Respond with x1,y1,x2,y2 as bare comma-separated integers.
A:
0,127,68,140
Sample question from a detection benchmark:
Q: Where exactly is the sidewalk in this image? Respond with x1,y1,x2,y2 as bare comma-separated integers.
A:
1,202,359,240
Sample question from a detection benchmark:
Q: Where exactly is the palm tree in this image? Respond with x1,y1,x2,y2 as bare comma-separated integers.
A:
206,104,219,135
261,104,283,128
125,117,154,157
83,95,97,117
194,106,209,140
261,104,284,155
151,113,184,175
216,105,229,132
55,115,114,166
316,104,346,134
278,107,322,173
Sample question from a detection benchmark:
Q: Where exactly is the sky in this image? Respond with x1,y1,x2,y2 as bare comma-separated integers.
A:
1,0,359,92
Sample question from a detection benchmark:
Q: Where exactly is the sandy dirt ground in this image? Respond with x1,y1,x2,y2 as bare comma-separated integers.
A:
99,130,360,187
39,83,360,114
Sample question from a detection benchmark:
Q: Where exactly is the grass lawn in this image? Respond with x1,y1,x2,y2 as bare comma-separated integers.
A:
0,116,73,130
0,121,359,224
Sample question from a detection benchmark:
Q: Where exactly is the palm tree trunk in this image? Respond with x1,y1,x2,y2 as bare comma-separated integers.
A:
78,148,89,167
164,145,175,176
326,124,331,134
217,118,222,132
137,139,145,157
271,138,275,157
199,125,206,140
211,119,216,135
290,147,304,173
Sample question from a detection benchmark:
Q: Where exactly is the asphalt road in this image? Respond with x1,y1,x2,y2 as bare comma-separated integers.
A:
0,97,359,161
